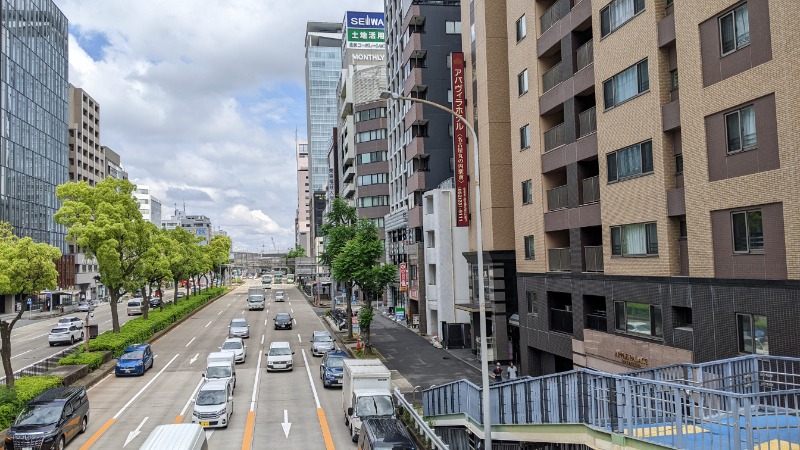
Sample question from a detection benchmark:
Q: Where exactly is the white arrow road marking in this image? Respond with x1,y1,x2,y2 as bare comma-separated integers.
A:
205,320,213,328
185,337,196,347
281,410,292,438
123,416,148,447
189,353,199,365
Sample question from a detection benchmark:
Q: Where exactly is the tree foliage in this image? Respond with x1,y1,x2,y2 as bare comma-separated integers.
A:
165,227,204,301
206,235,232,287
320,198,359,338
137,226,172,318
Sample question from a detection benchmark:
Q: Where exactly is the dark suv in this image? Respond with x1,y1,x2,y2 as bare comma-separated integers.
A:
5,387,90,450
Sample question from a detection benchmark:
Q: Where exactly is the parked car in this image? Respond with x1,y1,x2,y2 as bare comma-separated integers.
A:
273,312,293,330
266,341,294,372
310,330,335,356
319,350,348,387
127,298,144,316
191,379,233,429
149,297,162,308
220,337,247,364
48,324,83,346
76,302,93,312
228,318,250,338
57,316,84,329
115,343,154,376
176,291,186,299
5,387,89,450
274,291,285,302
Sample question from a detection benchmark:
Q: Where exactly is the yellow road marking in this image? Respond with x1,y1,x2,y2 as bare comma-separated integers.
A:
173,415,184,424
241,411,256,450
79,418,116,450
317,407,336,450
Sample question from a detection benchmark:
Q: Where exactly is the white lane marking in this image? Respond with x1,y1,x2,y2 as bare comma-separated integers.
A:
250,351,263,411
180,378,206,417
288,302,291,306
11,349,34,359
189,353,199,365
260,335,265,345
297,334,302,343
227,303,230,307
205,320,213,328
185,337,196,347
154,354,159,359
301,350,321,408
281,410,292,438
123,416,149,447
218,311,222,316
293,319,297,325
87,373,112,391
264,319,267,326
205,429,215,440
16,333,48,343
113,354,180,419
290,308,294,314
241,310,245,315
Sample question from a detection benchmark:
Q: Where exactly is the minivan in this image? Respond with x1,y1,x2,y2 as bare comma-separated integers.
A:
139,423,208,450
127,298,144,316
205,352,236,389
6,387,90,450
358,417,417,450
266,341,294,372
191,379,233,429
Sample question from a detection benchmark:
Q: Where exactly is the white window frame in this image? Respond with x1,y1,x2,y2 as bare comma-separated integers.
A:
724,105,756,153
445,21,462,34
611,222,658,256
516,15,527,42
719,4,750,56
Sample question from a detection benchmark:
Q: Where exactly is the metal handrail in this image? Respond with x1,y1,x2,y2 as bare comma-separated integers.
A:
542,61,563,93
546,184,568,211
578,106,596,138
576,39,594,72
543,122,565,152
581,175,599,204
394,387,449,449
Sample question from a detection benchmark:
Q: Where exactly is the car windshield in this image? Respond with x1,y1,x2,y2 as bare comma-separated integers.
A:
355,395,394,417
15,405,62,426
120,351,144,360
50,328,68,334
128,301,140,307
269,347,292,356
276,314,290,321
222,341,242,350
206,366,231,378
58,318,76,325
314,335,333,342
231,320,247,327
326,357,345,368
196,390,226,406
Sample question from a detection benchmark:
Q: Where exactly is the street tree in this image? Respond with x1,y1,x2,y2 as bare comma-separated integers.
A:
138,226,172,318
55,179,152,332
332,220,396,354
285,244,306,273
319,197,358,339
165,227,203,302
206,235,232,287
0,223,61,387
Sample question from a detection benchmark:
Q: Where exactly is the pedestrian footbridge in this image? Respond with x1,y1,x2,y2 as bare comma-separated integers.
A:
423,355,800,449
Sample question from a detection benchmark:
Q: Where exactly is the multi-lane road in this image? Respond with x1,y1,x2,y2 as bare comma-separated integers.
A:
54,282,357,449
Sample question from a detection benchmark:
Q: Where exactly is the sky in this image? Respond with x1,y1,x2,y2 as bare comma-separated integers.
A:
52,0,381,253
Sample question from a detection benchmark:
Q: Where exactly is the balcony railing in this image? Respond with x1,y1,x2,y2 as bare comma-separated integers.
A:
549,308,574,334
543,122,565,152
548,247,571,272
578,106,596,138
585,313,607,331
542,61,563,93
576,40,594,72
540,0,566,34
581,176,600,205
546,184,568,211
584,245,604,273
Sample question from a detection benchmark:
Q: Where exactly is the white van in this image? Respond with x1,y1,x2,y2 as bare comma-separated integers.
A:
205,352,236,389
192,379,234,429
139,423,208,450
266,341,294,372
127,298,143,316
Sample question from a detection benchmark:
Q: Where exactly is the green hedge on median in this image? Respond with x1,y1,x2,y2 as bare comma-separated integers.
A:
0,375,63,430
57,349,105,371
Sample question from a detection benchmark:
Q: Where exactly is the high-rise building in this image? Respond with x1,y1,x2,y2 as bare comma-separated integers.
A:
103,146,128,180
134,185,163,227
295,140,311,254
384,0,463,328
161,207,212,245
67,85,105,186
497,0,800,376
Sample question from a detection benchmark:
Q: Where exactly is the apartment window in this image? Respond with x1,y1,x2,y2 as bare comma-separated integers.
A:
355,107,387,122
732,209,763,253
367,217,385,228
720,4,750,55
670,69,679,91
611,222,658,256
357,151,388,165
524,235,535,259
357,196,389,208
603,59,649,109
526,291,537,315
737,313,768,355
673,306,693,329
356,129,387,143
426,231,435,248
518,69,528,95
520,124,531,150
679,218,688,239
428,264,437,285
521,180,533,204
516,15,526,42
446,21,462,34
607,140,653,182
615,301,663,338
675,153,683,175
357,173,389,186
600,0,645,37
725,105,756,153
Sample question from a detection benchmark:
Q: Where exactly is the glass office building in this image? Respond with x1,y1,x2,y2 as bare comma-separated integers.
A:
0,0,69,252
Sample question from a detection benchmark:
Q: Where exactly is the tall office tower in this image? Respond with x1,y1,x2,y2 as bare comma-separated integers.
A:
295,140,311,254
67,85,105,186
103,146,128,180
134,185,163,226
305,22,343,245
384,0,462,327
502,0,800,376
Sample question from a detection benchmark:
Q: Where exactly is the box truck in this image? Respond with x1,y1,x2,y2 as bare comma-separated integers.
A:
247,286,265,310
342,359,394,442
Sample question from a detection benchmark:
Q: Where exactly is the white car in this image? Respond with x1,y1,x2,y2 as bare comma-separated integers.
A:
220,338,247,364
266,341,294,372
57,316,84,329
49,324,83,346
192,379,233,429
274,291,285,302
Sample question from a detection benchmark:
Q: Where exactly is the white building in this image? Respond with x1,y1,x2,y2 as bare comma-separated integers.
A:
161,207,213,245
134,185,162,226
295,140,311,254
422,184,470,338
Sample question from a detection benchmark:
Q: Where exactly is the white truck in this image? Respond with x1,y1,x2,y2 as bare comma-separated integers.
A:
247,287,265,310
342,359,395,442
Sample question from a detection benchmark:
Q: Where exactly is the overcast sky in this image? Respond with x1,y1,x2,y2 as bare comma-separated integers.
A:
52,0,381,253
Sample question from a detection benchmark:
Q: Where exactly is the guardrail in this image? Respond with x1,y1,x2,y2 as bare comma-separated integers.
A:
0,344,80,384
394,387,449,449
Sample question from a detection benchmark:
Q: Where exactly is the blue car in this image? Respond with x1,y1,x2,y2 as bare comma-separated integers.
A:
319,350,347,388
115,343,154,376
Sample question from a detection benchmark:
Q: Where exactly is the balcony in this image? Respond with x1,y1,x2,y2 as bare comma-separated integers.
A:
405,137,426,160
342,165,355,183
548,247,571,272
404,103,425,129
585,313,607,332
540,0,568,35
403,67,425,96
584,245,604,273
576,40,593,72
546,184,568,211
342,183,355,199
401,33,423,63
549,308,574,334
580,175,599,205
578,107,596,138
662,98,681,131
542,61,563,93
407,171,426,192
544,122,565,152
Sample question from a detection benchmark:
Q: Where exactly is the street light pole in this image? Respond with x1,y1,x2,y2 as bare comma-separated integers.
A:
381,91,492,449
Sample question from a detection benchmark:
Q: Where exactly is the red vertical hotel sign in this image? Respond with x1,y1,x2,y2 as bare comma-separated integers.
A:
451,52,469,227
399,263,407,292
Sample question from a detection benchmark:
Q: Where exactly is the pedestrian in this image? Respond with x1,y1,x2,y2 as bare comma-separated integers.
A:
507,362,518,380
492,362,503,382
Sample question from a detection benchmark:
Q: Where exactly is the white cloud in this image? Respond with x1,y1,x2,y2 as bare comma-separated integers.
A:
53,0,381,251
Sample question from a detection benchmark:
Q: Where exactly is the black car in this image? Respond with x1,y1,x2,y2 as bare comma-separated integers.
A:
149,297,162,308
274,313,293,330
6,387,90,450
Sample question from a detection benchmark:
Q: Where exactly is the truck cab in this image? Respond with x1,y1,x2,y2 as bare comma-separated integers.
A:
342,359,395,442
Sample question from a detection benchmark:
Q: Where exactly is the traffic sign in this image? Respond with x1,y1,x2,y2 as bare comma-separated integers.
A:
26,299,32,305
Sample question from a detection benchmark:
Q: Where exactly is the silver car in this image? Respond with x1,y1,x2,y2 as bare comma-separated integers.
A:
310,331,335,356
228,318,250,338
220,337,247,363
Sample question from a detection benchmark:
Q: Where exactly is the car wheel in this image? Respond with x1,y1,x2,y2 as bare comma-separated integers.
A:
80,332,84,340
50,343,55,347
80,416,88,434
70,336,75,344
56,436,65,450
351,426,358,442
345,415,349,426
